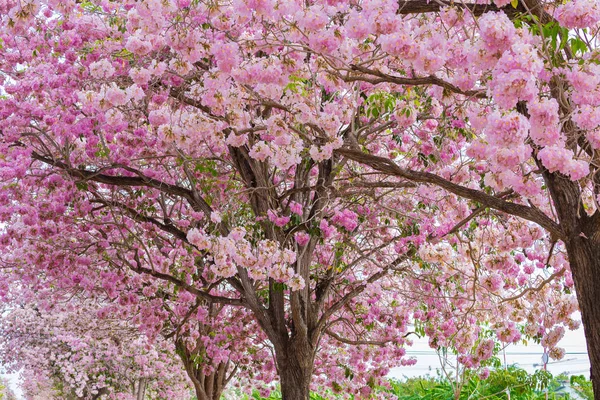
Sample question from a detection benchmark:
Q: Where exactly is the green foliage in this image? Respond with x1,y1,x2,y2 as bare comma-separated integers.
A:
390,367,580,400
364,92,396,119
570,375,594,400
239,367,592,400
512,14,589,64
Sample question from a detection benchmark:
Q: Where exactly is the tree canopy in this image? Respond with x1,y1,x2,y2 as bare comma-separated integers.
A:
0,0,599,399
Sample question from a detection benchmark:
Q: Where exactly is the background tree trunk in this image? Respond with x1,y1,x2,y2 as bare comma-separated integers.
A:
175,340,228,400
135,378,146,400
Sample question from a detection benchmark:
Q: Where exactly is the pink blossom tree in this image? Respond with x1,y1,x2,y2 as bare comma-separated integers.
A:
0,294,191,400
0,378,17,400
0,218,271,400
0,0,597,398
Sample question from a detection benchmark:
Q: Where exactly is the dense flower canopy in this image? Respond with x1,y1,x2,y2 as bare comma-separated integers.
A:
0,0,599,398
0,292,191,400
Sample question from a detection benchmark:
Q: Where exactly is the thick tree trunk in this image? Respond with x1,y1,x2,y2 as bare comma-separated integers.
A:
277,354,313,400
565,225,600,398
276,339,315,400
537,146,600,396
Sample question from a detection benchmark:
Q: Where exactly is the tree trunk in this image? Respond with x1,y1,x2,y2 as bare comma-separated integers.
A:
278,362,312,400
277,341,314,400
175,340,228,400
181,363,228,400
135,378,146,400
565,224,600,397
186,371,226,400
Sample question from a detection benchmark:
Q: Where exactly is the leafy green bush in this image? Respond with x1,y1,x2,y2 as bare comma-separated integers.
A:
570,375,593,400
239,366,591,400
390,367,578,400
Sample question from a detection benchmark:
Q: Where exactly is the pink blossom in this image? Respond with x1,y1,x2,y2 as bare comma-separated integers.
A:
556,0,600,28
319,219,337,239
586,129,600,149
332,209,359,231
294,232,310,246
210,211,222,224
289,201,303,216
212,42,240,73
125,35,153,55
529,98,561,146
549,347,566,360
249,142,273,161
267,210,290,227
148,109,169,126
89,59,115,79
478,12,516,53
479,368,490,380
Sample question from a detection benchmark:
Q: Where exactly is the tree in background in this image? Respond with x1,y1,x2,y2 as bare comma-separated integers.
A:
0,377,17,400
0,0,596,398
0,290,191,400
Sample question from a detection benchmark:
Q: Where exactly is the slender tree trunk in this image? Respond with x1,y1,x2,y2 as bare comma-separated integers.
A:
135,378,146,400
565,223,600,397
175,340,228,400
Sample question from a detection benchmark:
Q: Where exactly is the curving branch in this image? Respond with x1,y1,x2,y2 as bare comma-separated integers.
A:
325,329,388,347
335,147,565,240
31,151,214,217
90,198,189,242
396,0,525,17
344,64,487,99
439,190,516,238
501,269,565,303
315,255,410,338
129,252,244,306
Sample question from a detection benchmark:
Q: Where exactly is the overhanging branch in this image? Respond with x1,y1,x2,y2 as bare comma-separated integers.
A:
336,147,565,240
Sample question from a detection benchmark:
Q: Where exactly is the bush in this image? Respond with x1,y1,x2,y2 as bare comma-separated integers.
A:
241,366,591,400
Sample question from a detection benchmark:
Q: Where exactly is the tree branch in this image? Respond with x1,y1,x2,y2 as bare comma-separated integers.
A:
90,198,189,242
31,151,213,217
344,64,486,99
501,269,564,303
396,0,525,18
335,148,565,240
316,255,409,335
130,254,244,306
325,329,387,347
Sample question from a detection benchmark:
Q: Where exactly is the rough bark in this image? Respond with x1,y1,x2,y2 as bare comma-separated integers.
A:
564,214,600,397
277,341,315,400
175,340,228,400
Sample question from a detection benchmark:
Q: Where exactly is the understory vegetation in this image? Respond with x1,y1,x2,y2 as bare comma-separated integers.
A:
235,367,593,400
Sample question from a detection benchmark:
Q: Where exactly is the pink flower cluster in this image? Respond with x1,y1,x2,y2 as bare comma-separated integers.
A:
556,0,600,28
491,43,543,109
187,228,305,290
482,111,532,172
332,209,359,232
538,146,589,180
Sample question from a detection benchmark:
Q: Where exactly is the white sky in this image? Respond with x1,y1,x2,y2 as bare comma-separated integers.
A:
391,326,590,380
